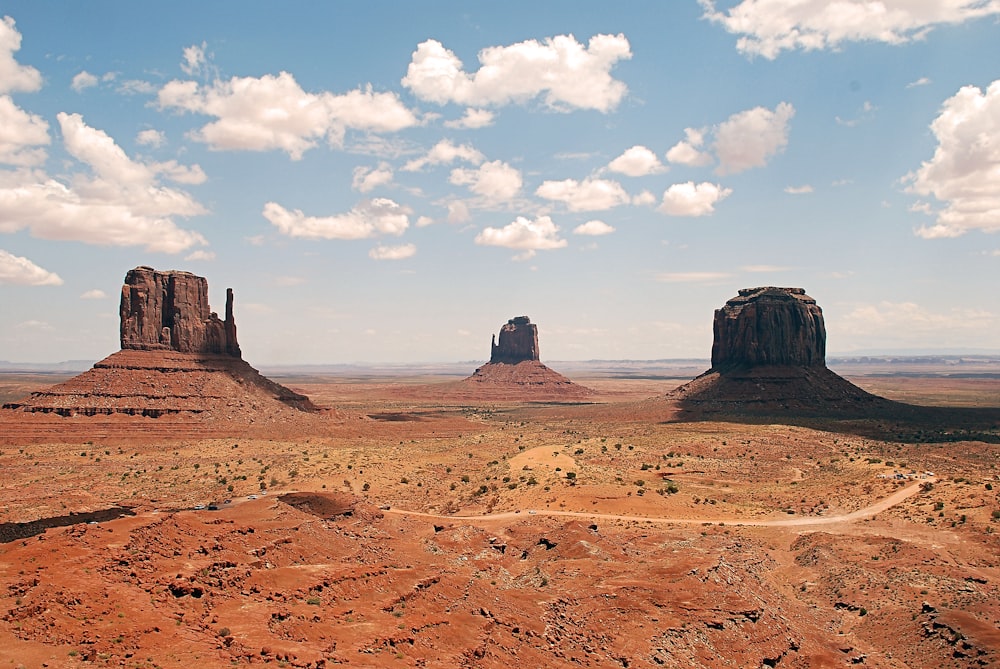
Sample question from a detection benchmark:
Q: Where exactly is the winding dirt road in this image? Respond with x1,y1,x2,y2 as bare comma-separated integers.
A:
384,478,932,528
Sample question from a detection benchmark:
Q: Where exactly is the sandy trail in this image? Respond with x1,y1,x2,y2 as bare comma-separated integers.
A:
385,478,932,528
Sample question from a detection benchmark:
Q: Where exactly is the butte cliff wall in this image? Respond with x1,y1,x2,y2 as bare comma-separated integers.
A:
710,287,825,371
120,266,240,357
490,316,540,364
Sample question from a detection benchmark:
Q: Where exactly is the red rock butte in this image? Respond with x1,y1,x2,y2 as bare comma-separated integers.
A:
669,287,886,415
461,316,593,400
2,267,318,437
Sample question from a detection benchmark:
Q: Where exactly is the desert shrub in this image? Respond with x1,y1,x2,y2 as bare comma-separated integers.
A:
566,472,576,480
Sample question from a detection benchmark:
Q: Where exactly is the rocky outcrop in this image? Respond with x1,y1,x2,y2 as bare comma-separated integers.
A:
711,287,824,372
3,266,320,426
669,287,885,417
120,267,240,357
490,316,539,364
454,316,593,400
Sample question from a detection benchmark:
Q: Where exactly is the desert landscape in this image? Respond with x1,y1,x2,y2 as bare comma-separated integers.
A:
0,273,997,669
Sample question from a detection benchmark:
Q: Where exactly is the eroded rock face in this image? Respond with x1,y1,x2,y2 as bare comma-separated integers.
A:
490,316,539,364
711,287,825,372
120,267,240,357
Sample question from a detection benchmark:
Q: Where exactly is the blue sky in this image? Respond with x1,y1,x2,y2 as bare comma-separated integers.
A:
1,1,998,364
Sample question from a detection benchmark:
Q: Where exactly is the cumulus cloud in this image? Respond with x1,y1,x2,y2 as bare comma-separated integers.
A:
450,160,522,202
80,289,107,299
444,108,496,129
474,215,568,255
701,0,1000,59
0,248,62,285
71,70,99,93
0,95,50,166
907,77,932,88
666,127,712,167
0,17,42,94
402,33,631,112
714,102,794,174
0,113,208,253
403,139,484,172
263,198,411,240
158,71,418,159
905,80,1000,238
632,190,657,207
369,243,416,260
352,162,394,192
657,182,732,216
573,219,616,236
136,129,166,147
607,145,665,177
535,177,630,212
184,250,216,261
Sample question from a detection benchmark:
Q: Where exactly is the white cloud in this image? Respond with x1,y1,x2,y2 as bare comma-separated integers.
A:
184,250,216,261
447,200,470,224
655,271,732,283
158,72,418,159
0,95,50,166
402,33,631,112
907,77,932,88
450,160,522,201
573,219,616,236
352,162,394,192
475,215,568,252
0,113,208,253
263,197,411,240
71,71,99,93
741,264,794,272
785,184,814,194
136,129,166,147
0,17,42,94
274,275,306,287
0,249,62,285
657,181,732,216
444,108,496,129
535,177,630,212
80,289,106,299
403,139,484,172
905,80,1000,238
607,145,666,177
701,0,1000,59
181,42,208,76
714,102,794,174
832,300,1000,348
369,243,416,260
416,216,434,227
632,190,657,206
117,79,156,95
666,127,712,166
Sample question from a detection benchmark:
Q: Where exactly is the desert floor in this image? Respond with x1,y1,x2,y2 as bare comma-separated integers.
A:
0,367,998,668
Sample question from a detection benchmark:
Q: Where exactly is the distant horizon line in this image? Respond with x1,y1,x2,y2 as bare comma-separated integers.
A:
2,350,999,372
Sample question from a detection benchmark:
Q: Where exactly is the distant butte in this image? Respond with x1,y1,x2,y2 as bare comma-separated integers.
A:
461,316,593,400
668,287,887,415
3,267,319,431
